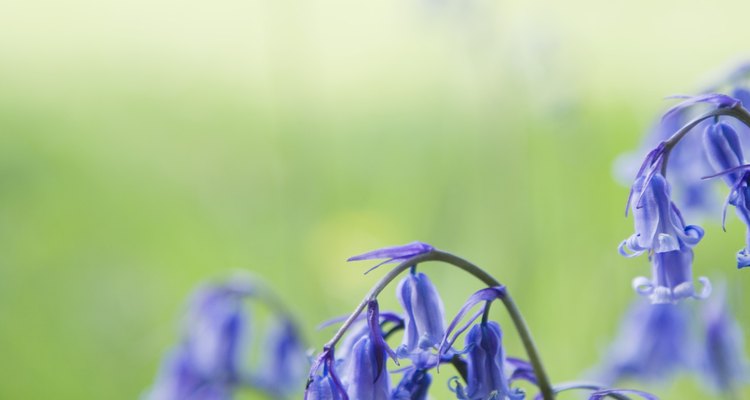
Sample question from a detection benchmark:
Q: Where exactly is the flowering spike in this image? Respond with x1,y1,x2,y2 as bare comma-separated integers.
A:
347,242,435,273
396,271,446,362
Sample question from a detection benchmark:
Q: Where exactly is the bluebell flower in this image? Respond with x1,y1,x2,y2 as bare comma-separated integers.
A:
396,270,446,364
144,349,233,400
306,347,348,400
702,121,750,268
148,275,307,400
182,284,247,380
621,173,709,303
593,299,692,384
256,319,307,397
439,287,524,400
448,323,524,400
700,283,748,394
338,300,397,400
348,242,435,273
391,367,432,400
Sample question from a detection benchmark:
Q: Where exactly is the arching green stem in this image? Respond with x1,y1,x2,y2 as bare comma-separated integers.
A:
322,249,555,400
661,105,750,176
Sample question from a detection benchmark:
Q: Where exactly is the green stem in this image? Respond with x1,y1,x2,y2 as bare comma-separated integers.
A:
323,249,555,400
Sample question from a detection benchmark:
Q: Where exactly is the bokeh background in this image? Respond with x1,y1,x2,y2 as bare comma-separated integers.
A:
2,0,750,398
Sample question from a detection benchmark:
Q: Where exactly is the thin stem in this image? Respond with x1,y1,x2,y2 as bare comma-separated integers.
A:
661,105,750,176
322,249,555,400
482,300,492,324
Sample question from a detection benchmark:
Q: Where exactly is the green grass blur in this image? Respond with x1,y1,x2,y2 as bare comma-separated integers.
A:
1,0,750,398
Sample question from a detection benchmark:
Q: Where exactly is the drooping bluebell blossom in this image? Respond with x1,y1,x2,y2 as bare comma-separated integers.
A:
702,121,750,268
391,367,432,400
621,173,709,303
182,284,248,380
699,283,748,393
439,287,524,400
306,347,348,400
448,322,524,400
396,270,446,365
256,318,307,397
348,242,435,273
593,299,692,384
148,276,307,400
338,300,397,400
144,349,233,400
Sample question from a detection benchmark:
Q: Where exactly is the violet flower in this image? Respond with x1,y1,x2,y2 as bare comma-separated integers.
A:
621,173,709,303
593,299,692,384
702,121,750,268
339,300,397,400
391,367,432,400
396,270,446,365
439,287,524,400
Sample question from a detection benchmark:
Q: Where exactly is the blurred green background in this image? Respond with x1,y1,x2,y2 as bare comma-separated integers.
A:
2,0,750,398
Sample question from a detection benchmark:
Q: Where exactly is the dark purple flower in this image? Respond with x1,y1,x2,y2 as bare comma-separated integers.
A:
700,284,748,393
593,299,692,384
306,347,348,400
348,242,435,272
391,367,432,400
702,121,750,268
439,287,522,400
396,270,446,363
621,174,709,302
338,301,397,400
448,322,524,400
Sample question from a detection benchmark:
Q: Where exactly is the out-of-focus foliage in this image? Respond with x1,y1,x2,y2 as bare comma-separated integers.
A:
1,0,750,398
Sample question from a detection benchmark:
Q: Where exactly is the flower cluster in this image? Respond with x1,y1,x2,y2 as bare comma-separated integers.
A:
618,64,750,303
143,274,306,400
141,64,750,400
304,243,654,400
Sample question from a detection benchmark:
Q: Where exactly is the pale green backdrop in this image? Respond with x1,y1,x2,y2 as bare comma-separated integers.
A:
1,0,749,398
